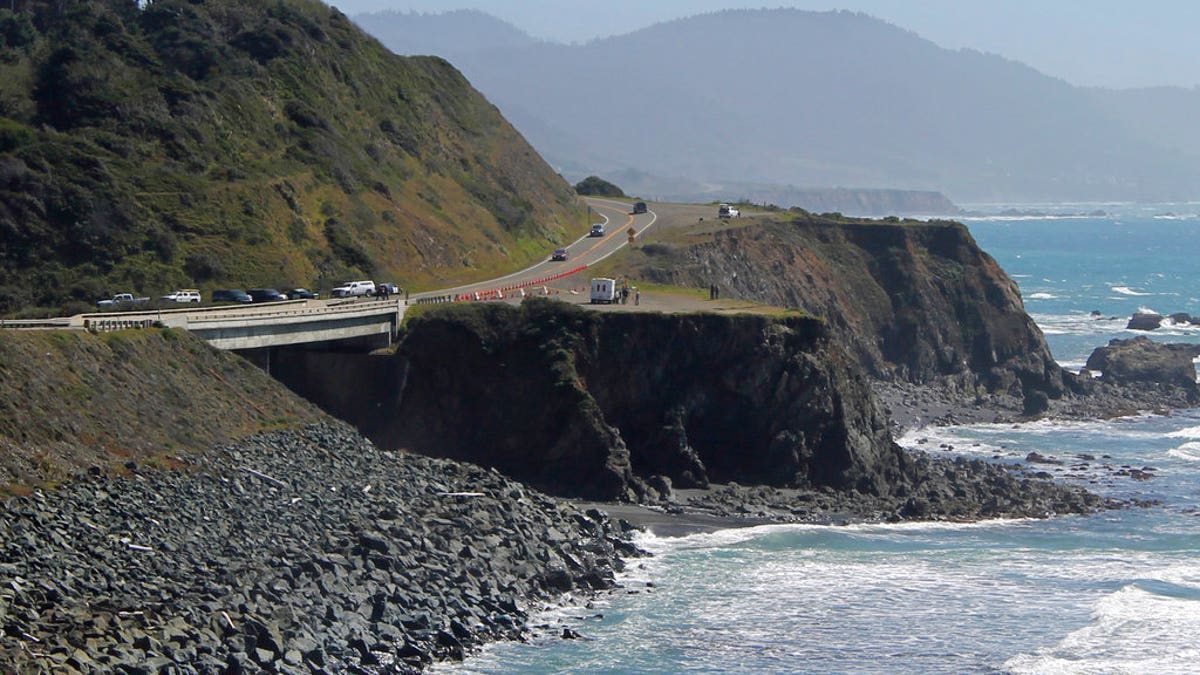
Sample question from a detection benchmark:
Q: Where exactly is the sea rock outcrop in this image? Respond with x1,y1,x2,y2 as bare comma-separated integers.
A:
1084,336,1200,397
1126,311,1165,331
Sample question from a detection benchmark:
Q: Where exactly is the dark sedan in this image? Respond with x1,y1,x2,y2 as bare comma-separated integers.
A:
248,288,287,303
211,289,252,304
286,288,319,300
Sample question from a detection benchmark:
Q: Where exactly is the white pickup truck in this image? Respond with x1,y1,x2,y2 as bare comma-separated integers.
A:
331,280,376,298
97,293,150,309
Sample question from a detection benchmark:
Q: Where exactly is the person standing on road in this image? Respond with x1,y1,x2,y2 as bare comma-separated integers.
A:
634,288,640,305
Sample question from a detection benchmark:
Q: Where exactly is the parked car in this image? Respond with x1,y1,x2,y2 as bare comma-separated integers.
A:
161,289,201,303
551,248,569,261
97,293,150,309
374,283,400,298
589,223,606,237
248,288,287,303
211,289,253,304
286,288,319,300
331,280,376,298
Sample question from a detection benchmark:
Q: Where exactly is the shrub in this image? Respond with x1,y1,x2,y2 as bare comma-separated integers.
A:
574,175,624,197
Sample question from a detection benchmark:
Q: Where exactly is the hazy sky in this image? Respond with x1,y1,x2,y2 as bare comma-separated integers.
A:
332,0,1200,89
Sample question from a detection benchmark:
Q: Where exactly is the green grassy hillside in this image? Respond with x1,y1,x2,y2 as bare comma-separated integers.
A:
0,327,322,496
0,0,586,315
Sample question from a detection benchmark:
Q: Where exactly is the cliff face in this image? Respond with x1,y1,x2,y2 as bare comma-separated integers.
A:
362,300,909,501
625,217,1067,400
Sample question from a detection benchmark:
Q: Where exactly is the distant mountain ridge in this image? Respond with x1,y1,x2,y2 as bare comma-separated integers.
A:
355,8,1200,203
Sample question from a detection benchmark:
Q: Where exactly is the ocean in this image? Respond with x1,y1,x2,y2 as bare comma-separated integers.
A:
444,204,1200,674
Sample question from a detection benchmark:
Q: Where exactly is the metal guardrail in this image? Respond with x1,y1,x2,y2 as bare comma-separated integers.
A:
0,317,75,330
180,299,400,325
83,318,158,332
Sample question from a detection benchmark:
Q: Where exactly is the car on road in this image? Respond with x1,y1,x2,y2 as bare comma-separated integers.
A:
331,280,376,298
589,223,606,237
248,288,287,303
161,289,201,303
631,201,647,214
97,293,150,309
211,289,253,304
374,283,400,298
551,248,569,261
286,288,319,300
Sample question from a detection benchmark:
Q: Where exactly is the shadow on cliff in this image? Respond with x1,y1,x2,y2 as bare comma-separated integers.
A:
275,299,916,502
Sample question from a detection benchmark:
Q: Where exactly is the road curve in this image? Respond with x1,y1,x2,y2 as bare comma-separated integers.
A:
411,197,658,301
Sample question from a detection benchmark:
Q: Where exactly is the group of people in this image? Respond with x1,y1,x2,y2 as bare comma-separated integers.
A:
374,284,403,300
708,283,720,300
618,282,640,305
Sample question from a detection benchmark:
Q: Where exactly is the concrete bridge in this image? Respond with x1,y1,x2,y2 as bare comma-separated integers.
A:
3,298,406,353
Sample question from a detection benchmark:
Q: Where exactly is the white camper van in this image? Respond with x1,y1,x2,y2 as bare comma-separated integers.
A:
590,278,619,304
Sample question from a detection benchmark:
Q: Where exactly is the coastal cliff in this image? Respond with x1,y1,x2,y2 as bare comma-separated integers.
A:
277,299,1105,522
365,299,902,501
621,216,1069,403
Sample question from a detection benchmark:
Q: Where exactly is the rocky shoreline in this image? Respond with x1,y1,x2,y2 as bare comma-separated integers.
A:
0,422,642,673
605,374,1185,536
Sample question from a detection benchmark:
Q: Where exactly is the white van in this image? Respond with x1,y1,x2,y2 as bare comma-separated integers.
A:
331,280,376,298
590,278,618,304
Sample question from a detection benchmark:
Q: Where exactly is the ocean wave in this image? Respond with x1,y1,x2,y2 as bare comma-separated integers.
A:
639,515,1035,556
1027,292,1058,300
1166,442,1200,462
1004,581,1200,674
963,215,1093,222
1166,425,1200,440
1112,286,1153,296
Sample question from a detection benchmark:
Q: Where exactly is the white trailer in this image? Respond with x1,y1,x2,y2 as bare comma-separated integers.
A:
589,278,619,304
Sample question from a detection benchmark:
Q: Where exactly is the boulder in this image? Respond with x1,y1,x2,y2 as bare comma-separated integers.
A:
1084,336,1200,393
1126,311,1163,331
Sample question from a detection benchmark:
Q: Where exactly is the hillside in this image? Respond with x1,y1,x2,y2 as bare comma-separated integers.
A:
0,0,586,316
355,8,1200,203
0,328,321,495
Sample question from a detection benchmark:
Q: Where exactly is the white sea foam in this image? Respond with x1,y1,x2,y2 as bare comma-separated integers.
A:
1165,425,1200,440
1167,442,1200,462
1027,292,1057,300
1112,286,1153,296
1004,581,1200,674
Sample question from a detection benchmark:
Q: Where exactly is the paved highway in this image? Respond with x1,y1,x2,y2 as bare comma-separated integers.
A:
410,197,659,301
1,198,687,341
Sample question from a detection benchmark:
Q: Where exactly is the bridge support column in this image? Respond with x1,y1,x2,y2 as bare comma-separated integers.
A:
238,347,273,374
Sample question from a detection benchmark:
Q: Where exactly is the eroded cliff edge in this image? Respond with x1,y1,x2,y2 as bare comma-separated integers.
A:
623,216,1071,405
316,299,1105,520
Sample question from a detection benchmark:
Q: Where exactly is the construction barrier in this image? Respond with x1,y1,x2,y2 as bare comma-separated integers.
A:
451,264,589,303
